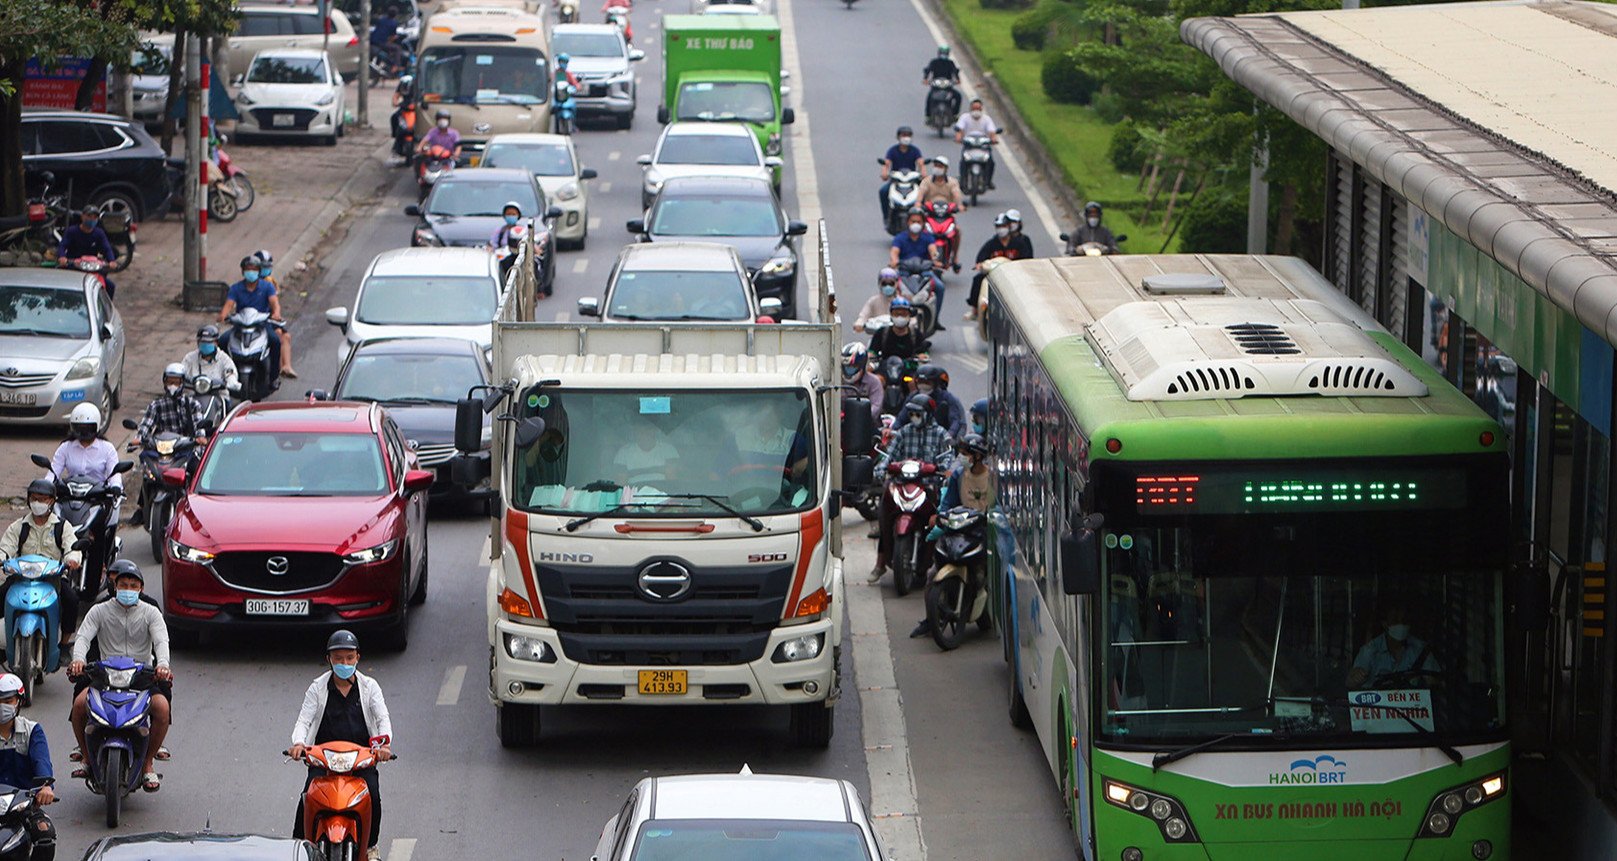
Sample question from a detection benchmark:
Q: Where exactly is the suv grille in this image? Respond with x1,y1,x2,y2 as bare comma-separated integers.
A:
212,551,345,594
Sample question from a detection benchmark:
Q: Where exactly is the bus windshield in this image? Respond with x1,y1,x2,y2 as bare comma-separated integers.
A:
1100,519,1505,746
511,388,816,517
418,46,548,105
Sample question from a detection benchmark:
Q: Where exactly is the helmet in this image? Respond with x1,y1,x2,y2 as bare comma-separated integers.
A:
916,364,949,388
254,249,274,267
1004,208,1023,223
26,478,55,498
896,125,913,138
240,255,262,271
557,53,571,65
197,324,219,342
877,267,899,285
888,295,912,314
502,200,523,215
902,392,935,420
68,403,102,427
435,108,451,120
841,342,868,379
993,212,1010,227
0,673,23,699
931,156,950,168
938,45,951,56
107,559,144,585
958,432,988,459
163,362,186,382
327,629,360,652
1084,200,1103,217
971,397,989,420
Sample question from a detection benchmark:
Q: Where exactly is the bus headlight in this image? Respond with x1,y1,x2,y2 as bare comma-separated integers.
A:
1417,772,1506,838
1102,778,1199,844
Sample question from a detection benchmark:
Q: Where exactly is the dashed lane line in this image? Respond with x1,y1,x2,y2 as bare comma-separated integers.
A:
436,665,466,706
388,838,416,861
572,258,590,274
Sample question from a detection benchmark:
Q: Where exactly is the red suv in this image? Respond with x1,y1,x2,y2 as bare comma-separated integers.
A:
161,401,433,649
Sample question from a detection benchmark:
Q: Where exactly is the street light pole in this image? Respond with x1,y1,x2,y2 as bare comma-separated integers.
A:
359,0,372,127
183,31,202,287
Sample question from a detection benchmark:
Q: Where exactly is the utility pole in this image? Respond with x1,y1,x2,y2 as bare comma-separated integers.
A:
358,0,372,127
1247,141,1269,255
199,41,212,280
183,32,202,287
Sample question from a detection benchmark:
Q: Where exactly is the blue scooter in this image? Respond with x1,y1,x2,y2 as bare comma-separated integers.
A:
553,79,578,135
80,657,154,827
1,554,68,704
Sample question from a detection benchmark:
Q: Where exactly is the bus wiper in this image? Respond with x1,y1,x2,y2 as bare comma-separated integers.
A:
1153,730,1270,772
1326,697,1464,765
655,493,766,532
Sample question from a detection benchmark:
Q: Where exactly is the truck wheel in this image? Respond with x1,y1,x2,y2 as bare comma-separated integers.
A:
498,702,542,748
789,701,833,748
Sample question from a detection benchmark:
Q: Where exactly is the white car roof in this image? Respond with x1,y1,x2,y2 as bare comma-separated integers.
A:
250,48,330,60
661,122,755,140
553,23,623,34
616,242,744,273
368,247,498,278
648,774,856,823
485,133,573,147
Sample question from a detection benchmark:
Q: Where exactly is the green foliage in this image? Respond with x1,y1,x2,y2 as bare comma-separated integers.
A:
1178,189,1248,253
1107,117,1147,173
1091,89,1127,123
1041,48,1097,104
0,0,140,70
981,0,1038,11
1011,3,1064,50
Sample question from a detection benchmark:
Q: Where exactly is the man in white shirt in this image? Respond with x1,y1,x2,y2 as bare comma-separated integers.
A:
953,99,1001,190
179,324,238,391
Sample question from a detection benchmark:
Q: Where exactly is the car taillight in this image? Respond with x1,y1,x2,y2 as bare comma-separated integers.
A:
346,36,359,47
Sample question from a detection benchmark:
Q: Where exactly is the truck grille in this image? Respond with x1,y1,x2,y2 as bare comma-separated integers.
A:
212,551,345,593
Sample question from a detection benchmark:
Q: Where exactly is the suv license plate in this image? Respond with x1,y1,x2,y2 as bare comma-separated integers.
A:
245,599,309,616
637,669,687,695
272,114,295,127
0,392,37,405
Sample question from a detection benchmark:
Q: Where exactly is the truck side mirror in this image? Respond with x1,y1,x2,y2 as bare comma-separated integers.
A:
450,452,492,488
454,398,484,453
842,455,874,491
781,107,796,125
1512,559,1552,632
841,398,874,454
1059,519,1103,595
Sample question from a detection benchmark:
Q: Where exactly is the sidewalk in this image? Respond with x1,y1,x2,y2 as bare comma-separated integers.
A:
0,106,397,501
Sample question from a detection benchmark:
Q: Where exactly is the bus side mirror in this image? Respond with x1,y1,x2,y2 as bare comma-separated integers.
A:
1060,518,1103,595
1512,559,1552,632
454,398,484,454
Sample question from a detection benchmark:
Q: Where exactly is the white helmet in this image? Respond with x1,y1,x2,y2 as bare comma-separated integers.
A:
163,362,186,380
68,403,102,427
0,674,22,698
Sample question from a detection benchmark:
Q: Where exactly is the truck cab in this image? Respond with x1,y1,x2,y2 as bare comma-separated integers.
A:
658,15,794,161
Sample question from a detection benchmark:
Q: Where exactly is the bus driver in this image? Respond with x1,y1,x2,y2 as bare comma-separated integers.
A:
1347,602,1441,689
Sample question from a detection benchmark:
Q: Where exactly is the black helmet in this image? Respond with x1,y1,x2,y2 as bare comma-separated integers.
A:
25,478,55,498
916,364,949,389
901,392,935,421
107,559,144,585
958,432,988,458
435,108,451,120
196,324,219,342
896,125,914,138
327,629,360,652
1084,201,1103,217
240,255,262,271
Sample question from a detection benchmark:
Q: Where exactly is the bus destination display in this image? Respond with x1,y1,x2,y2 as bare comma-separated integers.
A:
1132,467,1466,514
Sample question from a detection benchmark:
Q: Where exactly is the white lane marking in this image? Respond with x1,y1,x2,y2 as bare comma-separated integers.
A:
949,352,989,374
388,838,416,861
588,216,602,231
554,311,572,322
902,0,1065,250
598,180,613,193
436,665,466,706
572,257,590,274
608,151,622,161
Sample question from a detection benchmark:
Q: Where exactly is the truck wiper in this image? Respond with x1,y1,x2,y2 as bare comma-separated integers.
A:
654,493,766,532
562,498,698,532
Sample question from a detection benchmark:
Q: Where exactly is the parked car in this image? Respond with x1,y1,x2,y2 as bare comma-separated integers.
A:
233,49,346,145
130,42,172,124
592,769,886,861
0,269,125,430
550,23,644,129
20,110,172,223
161,400,433,650
229,5,361,78
638,121,780,208
82,832,322,860
480,133,597,249
324,247,502,367
404,167,560,292
580,241,772,322
630,176,806,318
324,337,491,498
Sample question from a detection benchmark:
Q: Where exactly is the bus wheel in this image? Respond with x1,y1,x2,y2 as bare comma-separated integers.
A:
1009,664,1032,729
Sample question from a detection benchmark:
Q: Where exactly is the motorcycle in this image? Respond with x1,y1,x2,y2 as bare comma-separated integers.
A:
559,0,579,22
553,79,579,135
62,255,114,298
604,3,632,40
926,79,958,137
210,137,255,217
894,256,939,337
28,454,130,607
870,352,921,416
0,786,47,858
1059,231,1128,257
959,133,995,206
289,741,394,861
881,165,921,236
224,307,286,402
924,199,961,272
191,374,236,431
884,459,939,597
415,144,455,201
2,555,72,701
121,418,199,562
924,506,992,650
0,171,70,262
391,78,417,163
78,657,155,827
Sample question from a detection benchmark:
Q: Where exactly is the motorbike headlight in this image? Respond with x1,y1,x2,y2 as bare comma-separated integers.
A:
554,182,580,202
324,749,359,773
315,91,335,106
168,539,214,564
106,668,137,689
772,633,823,663
760,254,795,276
15,561,48,580
413,227,442,247
65,356,100,381
765,133,782,157
900,462,922,479
343,539,398,565
504,633,555,663
155,439,177,456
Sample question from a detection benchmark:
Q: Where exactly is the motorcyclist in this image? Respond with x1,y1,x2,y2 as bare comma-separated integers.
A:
180,324,239,392
1,479,83,662
970,397,988,436
953,98,1001,191
554,53,581,89
878,126,925,226
51,404,123,495
867,296,930,361
890,209,946,310
254,249,297,380
69,560,172,794
917,156,964,210
909,433,996,637
290,630,393,861
1064,201,1119,255
853,268,902,333
55,206,118,298
217,255,287,388
490,201,527,251
841,342,883,425
0,673,57,860
418,109,462,161
916,364,966,439
390,75,416,160
870,393,954,583
135,364,207,454
922,45,962,119
966,210,1034,319
371,6,405,74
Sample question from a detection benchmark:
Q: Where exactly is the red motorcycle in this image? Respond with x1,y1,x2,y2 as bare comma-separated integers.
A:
62,255,114,297
924,199,961,273
885,459,939,597
416,144,455,201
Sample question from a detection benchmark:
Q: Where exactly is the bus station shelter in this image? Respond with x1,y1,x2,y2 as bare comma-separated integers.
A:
1184,1,1617,852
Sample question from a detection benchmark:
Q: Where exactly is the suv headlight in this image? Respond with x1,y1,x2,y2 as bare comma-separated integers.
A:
413,227,441,246
343,540,398,565
65,356,100,381
168,539,214,564
554,182,580,202
760,254,795,276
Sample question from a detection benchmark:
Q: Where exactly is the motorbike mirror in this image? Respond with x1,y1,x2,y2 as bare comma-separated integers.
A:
577,297,600,317
1058,232,1071,242
325,306,350,329
403,469,436,494
786,221,808,237
70,538,92,551
28,454,50,470
759,297,783,317
403,204,422,217
628,48,646,61
626,218,646,234
781,107,796,125
1114,234,1129,243
580,168,598,180
160,466,188,487
121,418,139,430
39,171,55,185
113,460,135,475
1059,517,1104,596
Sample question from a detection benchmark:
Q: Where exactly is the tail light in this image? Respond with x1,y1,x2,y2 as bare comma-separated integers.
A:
346,36,359,47
27,203,46,223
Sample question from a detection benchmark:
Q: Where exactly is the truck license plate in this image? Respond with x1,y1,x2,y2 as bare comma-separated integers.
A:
245,598,309,616
0,391,36,405
637,669,687,695
272,113,295,127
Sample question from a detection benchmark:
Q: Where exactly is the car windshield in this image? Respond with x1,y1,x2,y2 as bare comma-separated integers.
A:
338,352,483,404
512,388,816,517
418,46,547,105
657,135,759,166
676,81,774,123
482,143,575,177
0,285,90,339
356,276,497,326
427,179,539,216
649,194,780,237
197,433,388,496
248,56,327,84
630,820,871,861
132,44,170,77
551,32,623,57
609,270,750,321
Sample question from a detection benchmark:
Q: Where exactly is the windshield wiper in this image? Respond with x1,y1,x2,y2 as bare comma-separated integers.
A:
384,396,453,405
1153,731,1269,772
562,496,699,532
653,493,766,532
1324,696,1464,765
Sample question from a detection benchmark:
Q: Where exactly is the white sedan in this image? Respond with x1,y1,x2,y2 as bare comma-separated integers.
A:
480,133,596,249
233,49,345,146
638,122,781,208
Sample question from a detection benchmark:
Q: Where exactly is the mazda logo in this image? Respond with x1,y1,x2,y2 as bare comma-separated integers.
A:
637,561,692,602
266,556,290,576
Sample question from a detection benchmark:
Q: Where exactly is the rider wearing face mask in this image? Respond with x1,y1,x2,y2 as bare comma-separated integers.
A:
0,673,58,860
966,210,1035,320
952,98,1001,190
969,397,988,436
418,108,462,161
915,364,966,439
916,156,964,210
180,324,239,392
218,255,288,388
867,296,930,361
854,269,903,333
889,209,947,312
135,364,207,455
51,403,123,495
869,393,955,583
1,479,83,662
1346,602,1442,689
878,126,924,225
290,630,393,861
490,201,526,251
1064,201,1119,255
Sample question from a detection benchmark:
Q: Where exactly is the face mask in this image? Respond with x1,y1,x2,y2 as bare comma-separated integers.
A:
504,214,519,225
1386,624,1410,642
332,662,358,680
909,413,923,426
908,223,923,235
165,384,181,397
970,109,983,119
995,227,1009,239
83,220,99,231
242,270,260,284
437,119,450,129
115,589,140,607
972,421,985,434
0,705,16,724
28,501,50,518
262,265,273,277
842,365,859,380
917,383,934,394
892,316,910,330
199,342,217,357
931,167,946,177
881,284,896,297
899,136,912,146
1087,217,1100,228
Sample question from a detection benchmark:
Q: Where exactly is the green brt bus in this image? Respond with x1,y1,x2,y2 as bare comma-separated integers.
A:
985,254,1511,860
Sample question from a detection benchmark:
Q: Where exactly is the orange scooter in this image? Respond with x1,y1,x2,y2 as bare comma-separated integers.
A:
286,741,395,861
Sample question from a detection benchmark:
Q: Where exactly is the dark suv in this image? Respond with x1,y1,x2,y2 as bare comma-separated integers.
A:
21,110,172,223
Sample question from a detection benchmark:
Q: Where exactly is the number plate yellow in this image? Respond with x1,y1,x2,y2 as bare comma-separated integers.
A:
637,669,687,695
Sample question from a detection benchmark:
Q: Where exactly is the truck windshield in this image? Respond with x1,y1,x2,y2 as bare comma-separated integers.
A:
676,81,774,123
512,388,817,517
1100,519,1506,748
418,46,548,105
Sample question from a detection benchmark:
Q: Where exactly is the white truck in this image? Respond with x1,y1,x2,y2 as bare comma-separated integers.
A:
452,303,853,748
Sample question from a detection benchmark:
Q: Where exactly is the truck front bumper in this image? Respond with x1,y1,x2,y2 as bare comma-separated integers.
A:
491,617,836,706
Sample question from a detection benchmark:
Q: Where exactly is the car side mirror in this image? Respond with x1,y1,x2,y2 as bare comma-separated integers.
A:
454,398,484,454
305,389,332,401
161,466,188,487
656,105,670,124
779,85,792,98
325,306,350,328
786,220,808,237
781,107,795,125
100,324,114,342
121,418,139,431
1059,517,1104,596
545,205,563,220
635,154,652,166
580,168,598,180
628,48,646,61
764,156,783,169
626,218,646,234
577,297,601,317
231,74,245,87
403,469,436,494
404,204,422,217
759,297,783,317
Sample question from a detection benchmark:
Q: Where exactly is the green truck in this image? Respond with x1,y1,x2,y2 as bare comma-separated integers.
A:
657,15,794,159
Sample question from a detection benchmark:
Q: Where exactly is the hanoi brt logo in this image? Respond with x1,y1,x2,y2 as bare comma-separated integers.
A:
1270,755,1349,785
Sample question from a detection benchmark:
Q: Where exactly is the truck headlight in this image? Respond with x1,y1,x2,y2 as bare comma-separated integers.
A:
772,633,823,663
504,633,556,663
343,540,397,565
765,133,782,157
168,539,214,564
554,182,580,202
65,356,100,381
760,254,795,276
413,227,441,246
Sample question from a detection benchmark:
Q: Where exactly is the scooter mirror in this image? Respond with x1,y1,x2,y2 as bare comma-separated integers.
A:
113,460,135,474
1058,232,1071,242
121,418,139,431
29,454,50,470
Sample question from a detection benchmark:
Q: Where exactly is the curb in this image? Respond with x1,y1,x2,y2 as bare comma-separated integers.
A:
278,136,398,312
